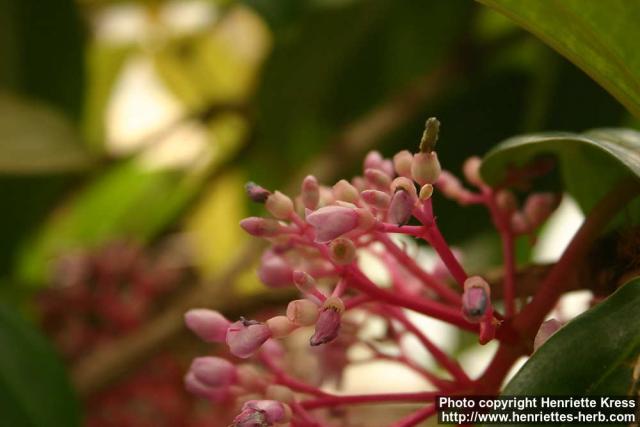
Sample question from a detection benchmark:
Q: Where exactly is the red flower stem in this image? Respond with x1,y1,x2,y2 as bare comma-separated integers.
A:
291,400,325,427
384,306,471,384
300,391,438,410
259,353,330,397
375,232,462,305
371,351,452,389
390,404,436,427
344,265,477,333
482,188,517,317
331,277,347,298
377,223,425,236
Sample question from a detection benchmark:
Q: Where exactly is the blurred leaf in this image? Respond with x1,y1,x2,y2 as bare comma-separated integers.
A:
15,160,204,285
0,0,84,120
480,128,640,222
0,303,80,427
185,170,248,277
0,94,93,174
501,277,640,397
478,0,640,118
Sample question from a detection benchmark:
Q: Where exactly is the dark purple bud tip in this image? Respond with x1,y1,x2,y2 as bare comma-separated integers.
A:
245,182,271,203
462,276,491,323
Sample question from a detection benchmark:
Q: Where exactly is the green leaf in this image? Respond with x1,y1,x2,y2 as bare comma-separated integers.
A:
480,128,640,220
477,0,640,118
0,94,93,174
502,277,640,397
0,303,80,427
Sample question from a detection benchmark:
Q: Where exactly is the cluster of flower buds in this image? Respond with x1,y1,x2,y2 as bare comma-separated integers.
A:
186,118,562,426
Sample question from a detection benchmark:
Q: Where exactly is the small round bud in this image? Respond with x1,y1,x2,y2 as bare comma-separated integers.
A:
361,189,391,210
226,319,272,359
258,251,293,288
287,299,319,326
301,175,320,210
391,177,417,197
244,182,271,203
266,315,298,338
495,190,518,214
393,150,413,178
462,156,484,187
265,191,294,220
185,309,230,343
462,276,491,323
306,205,360,242
329,238,357,265
364,168,392,189
411,151,441,185
523,193,558,227
510,211,530,234
419,183,434,201
239,217,282,237
363,150,384,171
190,356,237,387
333,179,360,203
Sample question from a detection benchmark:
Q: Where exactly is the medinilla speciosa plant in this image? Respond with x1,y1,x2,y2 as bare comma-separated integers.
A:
183,119,640,426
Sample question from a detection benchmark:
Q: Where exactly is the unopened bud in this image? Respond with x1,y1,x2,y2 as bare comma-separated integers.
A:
184,371,227,401
329,238,357,265
286,299,319,326
310,297,344,346
361,189,391,210
510,211,530,234
333,179,360,203
411,151,441,185
393,150,413,178
533,318,562,352
388,190,415,225
364,168,391,189
266,315,298,338
462,276,491,323
391,177,417,196
363,150,384,171
523,193,558,227
419,117,440,153
257,251,293,288
185,309,231,343
496,190,518,214
265,191,294,220
226,319,272,359
301,175,320,210
462,157,484,187
437,171,464,200
245,182,271,203
306,205,359,242
190,356,237,387
419,183,434,200
239,217,282,237
233,400,291,427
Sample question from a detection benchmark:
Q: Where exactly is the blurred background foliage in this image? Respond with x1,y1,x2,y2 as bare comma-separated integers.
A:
0,0,638,425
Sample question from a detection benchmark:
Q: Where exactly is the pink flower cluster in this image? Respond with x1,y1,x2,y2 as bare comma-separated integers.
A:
184,119,560,426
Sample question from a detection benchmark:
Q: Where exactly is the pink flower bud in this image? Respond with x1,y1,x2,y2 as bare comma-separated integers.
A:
328,238,357,265
523,193,558,227
185,309,231,343
184,371,228,401
411,151,441,185
265,191,294,220
233,400,290,427
364,168,391,189
533,318,562,352
390,177,417,197
462,276,491,323
266,315,298,338
292,270,316,293
393,150,413,178
363,150,384,171
226,319,272,359
462,156,484,187
306,205,359,243
361,189,391,210
257,250,293,288
310,297,344,346
239,217,282,237
260,339,286,360
301,175,320,210
245,182,271,203
510,211,530,234
388,189,415,225
190,356,237,387
437,171,464,200
419,183,434,200
333,179,360,203
495,190,517,214
287,299,319,326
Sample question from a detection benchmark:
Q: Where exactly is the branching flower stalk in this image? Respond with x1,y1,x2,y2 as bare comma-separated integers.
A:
182,118,635,426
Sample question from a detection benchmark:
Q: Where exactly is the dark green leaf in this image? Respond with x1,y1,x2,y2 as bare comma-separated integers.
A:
480,128,640,220
0,303,80,427
502,277,640,398
477,0,640,118
0,94,93,174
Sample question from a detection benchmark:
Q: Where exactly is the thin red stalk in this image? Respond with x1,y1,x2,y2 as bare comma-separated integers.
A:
344,265,476,333
291,400,324,427
301,391,438,410
385,306,470,384
378,223,425,236
259,353,330,397
390,404,436,427
376,232,461,305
